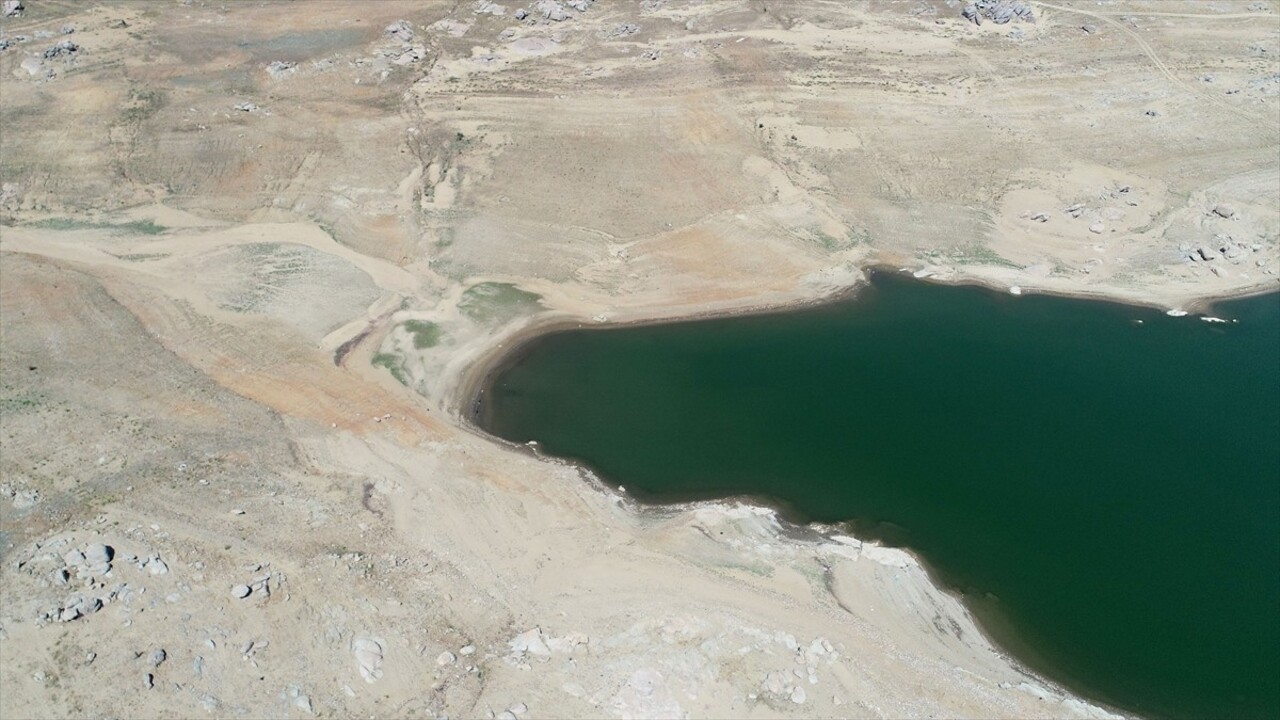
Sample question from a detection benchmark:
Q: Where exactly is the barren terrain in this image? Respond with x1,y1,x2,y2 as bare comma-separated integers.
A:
1,1,1277,718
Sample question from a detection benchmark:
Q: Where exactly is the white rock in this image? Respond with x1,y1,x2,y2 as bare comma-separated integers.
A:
352,636,385,683
436,650,456,666
509,628,551,657
790,686,807,704
231,584,251,599
85,543,112,564
510,702,528,714
149,558,169,575
459,644,476,656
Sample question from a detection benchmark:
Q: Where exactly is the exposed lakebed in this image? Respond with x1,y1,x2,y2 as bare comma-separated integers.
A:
478,272,1280,719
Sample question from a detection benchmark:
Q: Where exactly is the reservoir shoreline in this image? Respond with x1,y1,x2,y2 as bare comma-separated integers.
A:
458,266,1279,720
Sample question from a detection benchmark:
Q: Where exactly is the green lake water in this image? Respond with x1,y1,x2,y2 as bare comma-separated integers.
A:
478,272,1280,719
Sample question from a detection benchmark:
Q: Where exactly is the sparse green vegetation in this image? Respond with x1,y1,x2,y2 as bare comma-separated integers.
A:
115,253,171,262
951,244,1022,270
0,385,43,413
458,282,543,325
27,218,167,235
372,352,409,386
402,320,443,349
121,88,165,124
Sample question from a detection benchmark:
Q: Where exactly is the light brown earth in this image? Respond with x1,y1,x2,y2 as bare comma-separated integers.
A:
1,1,1276,718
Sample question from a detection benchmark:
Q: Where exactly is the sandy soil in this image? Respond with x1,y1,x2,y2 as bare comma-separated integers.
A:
1,1,1276,718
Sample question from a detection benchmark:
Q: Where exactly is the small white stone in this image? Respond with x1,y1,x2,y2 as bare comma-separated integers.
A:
436,650,456,666
790,686,807,704
231,584,251,599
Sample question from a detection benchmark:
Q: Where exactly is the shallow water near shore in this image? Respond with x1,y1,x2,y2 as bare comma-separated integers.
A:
479,272,1280,719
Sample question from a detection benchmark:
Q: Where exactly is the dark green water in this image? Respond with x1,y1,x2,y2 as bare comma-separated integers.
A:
479,272,1280,720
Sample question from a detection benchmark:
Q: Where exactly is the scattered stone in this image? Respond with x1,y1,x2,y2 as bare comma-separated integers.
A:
1213,204,1236,219
43,40,79,59
514,8,528,20
148,558,169,575
266,60,296,79
1089,222,1105,234
1198,248,1218,261
641,48,660,61
144,673,154,690
510,702,528,714
231,584,251,599
1144,109,1160,117
612,23,640,37
385,20,414,42
85,652,96,665
193,655,204,678
1030,212,1050,222
790,685,807,704
1081,24,1098,34
3,0,22,17
233,102,259,112
460,644,476,656
437,650,456,666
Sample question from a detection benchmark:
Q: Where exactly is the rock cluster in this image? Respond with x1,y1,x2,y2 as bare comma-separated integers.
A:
43,40,79,59
537,1,569,22
759,637,838,706
378,20,428,66
3,0,23,18
962,1,1035,25
1182,234,1265,269
384,20,414,42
